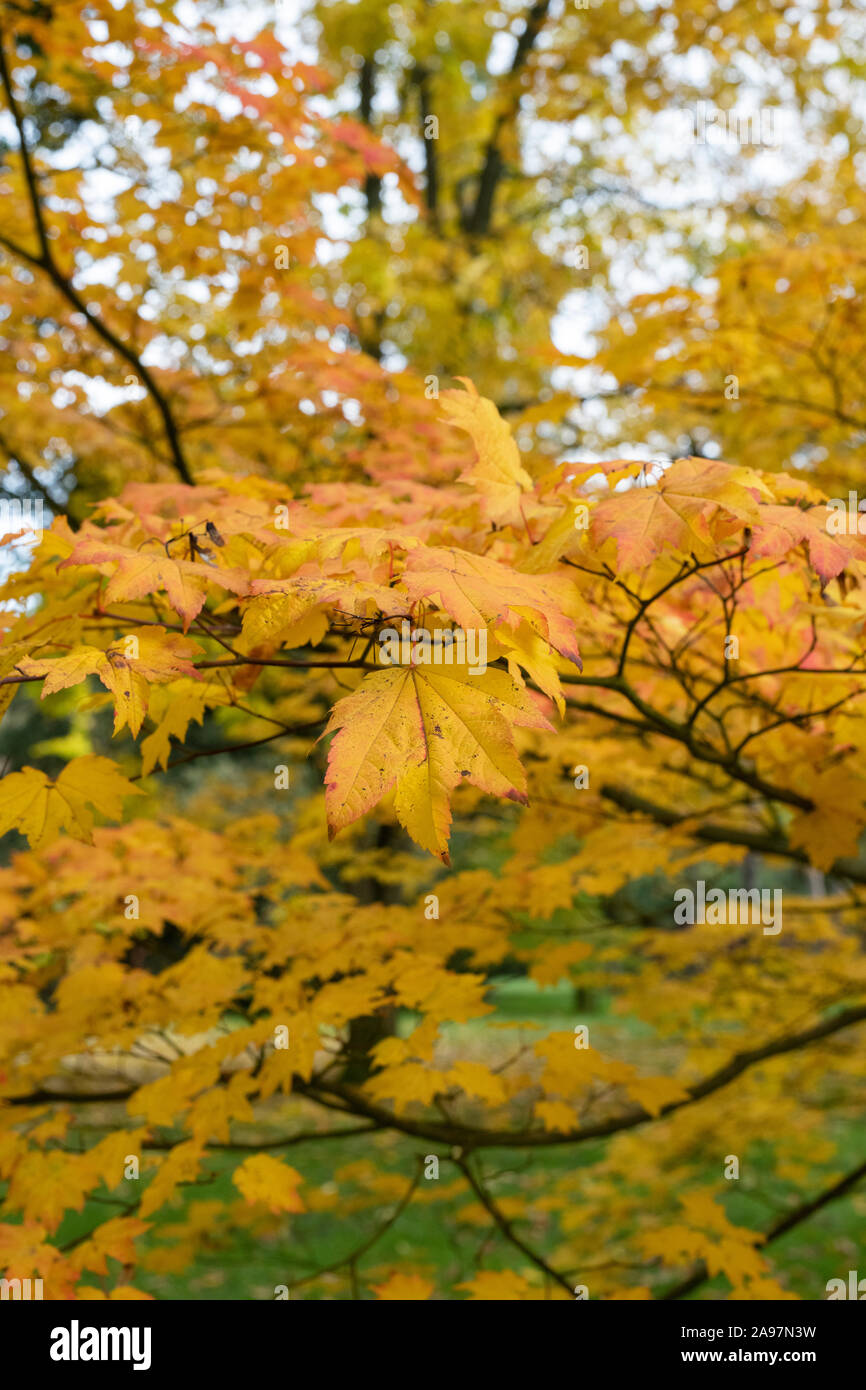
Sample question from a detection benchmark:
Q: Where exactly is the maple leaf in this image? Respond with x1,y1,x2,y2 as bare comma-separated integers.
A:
140,1141,205,1219
787,766,866,870
3,2,866,1309
232,1155,305,1213
534,1099,577,1133
444,1060,507,1106
456,1270,539,1300
565,459,651,488
322,664,553,861
365,1063,451,1112
240,576,405,652
748,504,865,582
5,1149,94,1230
19,629,202,736
139,681,211,774
130,1070,208,1130
590,458,771,570
401,546,581,668
370,1272,435,1300
76,1286,155,1300
0,1219,69,1282
529,941,592,986
186,1076,255,1144
69,1216,151,1276
59,538,250,629
86,1129,151,1189
623,1073,691,1117
440,378,533,526
0,756,144,848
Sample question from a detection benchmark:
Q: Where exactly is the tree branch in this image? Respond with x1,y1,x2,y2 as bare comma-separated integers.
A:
414,65,439,223
454,1152,573,1295
463,0,551,235
287,1160,423,1292
661,1155,866,1300
599,781,866,886
0,34,195,485
293,1003,866,1150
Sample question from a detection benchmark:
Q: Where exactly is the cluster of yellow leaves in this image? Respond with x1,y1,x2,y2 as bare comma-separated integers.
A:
0,756,142,848
5,384,866,870
639,1192,769,1294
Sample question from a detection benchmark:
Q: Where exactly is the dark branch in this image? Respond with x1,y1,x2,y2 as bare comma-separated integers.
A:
661,1155,866,1300
463,1,551,236
0,34,195,485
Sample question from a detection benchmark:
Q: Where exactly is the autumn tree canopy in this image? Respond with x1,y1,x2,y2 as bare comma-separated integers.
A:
0,0,864,1303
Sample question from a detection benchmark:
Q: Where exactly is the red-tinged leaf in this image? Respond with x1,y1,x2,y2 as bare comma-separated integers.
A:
401,546,581,668
749,504,866,581
59,538,250,629
590,457,771,570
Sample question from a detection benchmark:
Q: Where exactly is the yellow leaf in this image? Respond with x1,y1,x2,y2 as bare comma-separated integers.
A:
140,1141,204,1218
0,756,143,848
788,767,866,870
456,1269,537,1300
624,1074,691,1117
365,1063,451,1113
69,1217,151,1276
534,1099,577,1133
19,629,202,737
323,664,552,862
59,538,249,630
529,942,592,987
441,378,532,526
444,1061,507,1106
232,1154,305,1213
370,1271,434,1300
